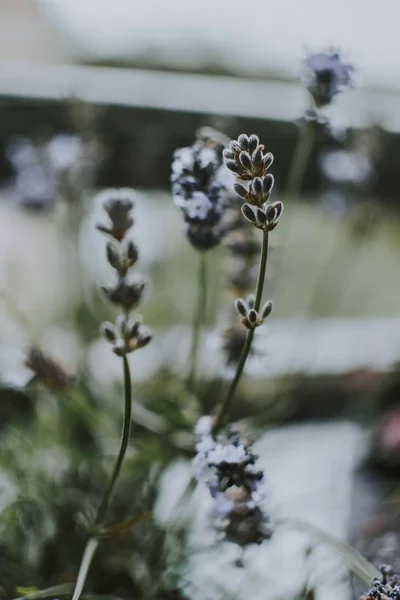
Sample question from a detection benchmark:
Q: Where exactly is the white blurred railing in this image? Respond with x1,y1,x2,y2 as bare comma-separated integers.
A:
1,62,400,131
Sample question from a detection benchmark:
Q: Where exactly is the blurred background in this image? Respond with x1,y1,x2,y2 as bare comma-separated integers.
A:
1,1,400,599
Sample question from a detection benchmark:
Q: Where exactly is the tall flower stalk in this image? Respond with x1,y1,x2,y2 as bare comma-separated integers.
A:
214,228,270,433
171,128,228,392
192,134,283,556
213,134,282,433
287,48,354,201
72,189,152,600
186,252,208,392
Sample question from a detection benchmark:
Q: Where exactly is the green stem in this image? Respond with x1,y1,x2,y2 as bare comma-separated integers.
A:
213,230,269,434
186,253,207,392
72,354,133,600
285,120,315,200
95,354,132,524
271,117,315,298
254,230,269,311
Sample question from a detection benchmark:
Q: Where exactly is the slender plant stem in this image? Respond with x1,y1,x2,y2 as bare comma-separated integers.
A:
186,253,207,392
254,230,269,311
72,354,133,600
95,354,132,524
271,118,315,298
213,230,269,434
285,120,315,200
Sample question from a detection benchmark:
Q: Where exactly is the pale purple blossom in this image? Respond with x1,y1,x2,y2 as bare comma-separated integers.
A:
304,49,353,107
207,443,247,466
171,136,227,250
192,417,271,550
194,415,213,437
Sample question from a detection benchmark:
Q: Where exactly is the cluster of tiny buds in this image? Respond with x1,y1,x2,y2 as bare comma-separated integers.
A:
101,316,152,357
96,189,134,242
223,134,283,231
193,416,272,549
235,294,273,330
95,188,151,353
363,565,400,600
102,238,145,311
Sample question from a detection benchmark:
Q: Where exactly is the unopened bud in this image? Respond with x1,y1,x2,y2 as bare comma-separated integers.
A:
234,183,248,199
126,240,139,264
239,151,252,171
261,300,273,319
235,298,248,317
137,333,152,349
237,134,249,150
241,204,256,223
247,308,258,325
106,242,121,270
101,322,117,344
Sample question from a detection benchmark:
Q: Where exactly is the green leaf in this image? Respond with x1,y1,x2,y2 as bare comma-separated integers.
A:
72,537,100,600
12,583,73,600
15,588,39,597
276,518,380,583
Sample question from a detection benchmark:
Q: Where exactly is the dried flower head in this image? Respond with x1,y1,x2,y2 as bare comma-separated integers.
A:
223,134,283,232
96,187,151,353
96,188,136,242
223,135,274,190
304,49,353,108
193,418,272,550
25,346,71,389
171,129,227,250
106,240,139,277
101,316,152,356
362,565,400,600
234,295,272,330
102,279,145,311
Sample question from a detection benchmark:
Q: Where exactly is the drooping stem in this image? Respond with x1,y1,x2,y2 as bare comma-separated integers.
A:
213,230,269,434
285,120,315,200
72,354,133,600
186,252,207,392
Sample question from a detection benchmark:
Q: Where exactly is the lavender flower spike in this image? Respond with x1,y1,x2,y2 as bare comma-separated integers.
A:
193,417,272,550
171,130,227,250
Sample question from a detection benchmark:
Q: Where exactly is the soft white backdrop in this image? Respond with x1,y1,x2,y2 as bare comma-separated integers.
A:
38,0,397,89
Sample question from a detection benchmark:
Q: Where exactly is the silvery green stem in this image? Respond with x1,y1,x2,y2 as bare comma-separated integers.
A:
213,229,269,434
72,354,132,600
186,253,207,392
285,120,315,200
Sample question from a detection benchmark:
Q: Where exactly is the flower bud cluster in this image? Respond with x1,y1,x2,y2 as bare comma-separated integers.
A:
223,134,283,231
96,189,135,241
101,316,152,357
362,566,400,600
234,294,273,331
171,129,227,251
96,188,151,354
193,416,272,549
